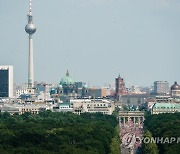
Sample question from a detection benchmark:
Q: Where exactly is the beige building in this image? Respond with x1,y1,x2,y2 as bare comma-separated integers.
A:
70,99,115,115
16,88,29,98
1,104,50,115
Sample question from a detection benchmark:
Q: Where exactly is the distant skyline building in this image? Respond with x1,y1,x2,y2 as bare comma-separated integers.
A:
0,66,13,98
154,81,169,94
171,82,180,98
115,74,126,99
59,70,76,95
25,0,36,92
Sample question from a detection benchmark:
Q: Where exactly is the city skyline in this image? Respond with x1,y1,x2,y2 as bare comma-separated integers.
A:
0,0,180,87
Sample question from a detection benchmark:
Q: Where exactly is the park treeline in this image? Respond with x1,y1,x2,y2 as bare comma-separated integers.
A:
0,111,119,154
143,112,180,154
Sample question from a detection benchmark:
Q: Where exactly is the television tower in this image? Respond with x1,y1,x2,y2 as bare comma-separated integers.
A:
25,0,36,91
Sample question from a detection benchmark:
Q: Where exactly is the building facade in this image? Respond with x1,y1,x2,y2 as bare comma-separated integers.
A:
120,94,149,106
0,66,13,98
151,102,180,114
154,81,169,94
16,88,29,98
1,104,50,115
70,99,115,115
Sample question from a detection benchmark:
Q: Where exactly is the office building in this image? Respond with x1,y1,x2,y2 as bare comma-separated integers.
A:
154,81,169,94
0,66,13,98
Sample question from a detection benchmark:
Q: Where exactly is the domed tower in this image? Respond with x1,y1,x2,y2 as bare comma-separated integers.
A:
171,82,180,97
59,70,75,95
25,0,36,92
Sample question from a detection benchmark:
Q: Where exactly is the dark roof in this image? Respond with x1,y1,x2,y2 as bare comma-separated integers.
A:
171,82,180,90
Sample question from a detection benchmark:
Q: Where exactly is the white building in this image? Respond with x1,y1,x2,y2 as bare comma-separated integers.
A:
16,88,29,98
37,91,51,102
58,102,73,112
1,104,51,115
0,66,13,98
70,98,115,115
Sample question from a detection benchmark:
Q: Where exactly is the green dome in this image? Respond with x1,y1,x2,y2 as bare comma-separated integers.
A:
60,70,75,85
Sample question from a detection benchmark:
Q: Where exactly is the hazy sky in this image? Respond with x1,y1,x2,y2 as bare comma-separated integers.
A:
1,0,180,87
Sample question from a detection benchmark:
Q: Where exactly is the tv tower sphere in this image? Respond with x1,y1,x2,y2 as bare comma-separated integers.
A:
25,22,36,35
25,0,36,35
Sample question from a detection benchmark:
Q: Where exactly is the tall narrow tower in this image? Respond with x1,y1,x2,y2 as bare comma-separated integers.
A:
115,74,125,100
25,0,36,90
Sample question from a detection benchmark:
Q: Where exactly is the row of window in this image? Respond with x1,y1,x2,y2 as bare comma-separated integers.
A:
87,104,107,107
154,106,176,109
89,111,109,114
22,108,38,111
60,107,70,109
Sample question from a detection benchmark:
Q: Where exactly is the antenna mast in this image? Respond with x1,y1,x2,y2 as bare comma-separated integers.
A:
29,0,32,15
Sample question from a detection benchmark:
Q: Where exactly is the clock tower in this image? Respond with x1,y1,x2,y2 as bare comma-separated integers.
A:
115,74,125,100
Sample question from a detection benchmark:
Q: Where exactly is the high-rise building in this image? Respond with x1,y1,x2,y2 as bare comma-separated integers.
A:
0,66,13,98
115,74,125,99
25,0,36,93
154,81,169,94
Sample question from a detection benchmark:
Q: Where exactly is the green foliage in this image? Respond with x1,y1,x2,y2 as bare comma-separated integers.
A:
0,111,118,154
144,113,180,154
112,107,120,117
123,106,129,111
142,130,159,154
110,125,121,154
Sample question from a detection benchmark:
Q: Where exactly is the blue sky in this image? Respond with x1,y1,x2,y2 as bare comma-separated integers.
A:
0,0,180,87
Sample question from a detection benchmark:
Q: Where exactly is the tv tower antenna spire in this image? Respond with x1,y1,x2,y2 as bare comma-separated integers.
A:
29,0,32,15
25,0,36,92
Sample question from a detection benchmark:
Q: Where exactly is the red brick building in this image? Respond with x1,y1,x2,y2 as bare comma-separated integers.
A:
115,74,126,100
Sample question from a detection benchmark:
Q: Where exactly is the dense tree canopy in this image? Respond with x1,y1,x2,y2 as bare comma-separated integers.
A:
144,113,180,154
0,111,118,154
142,130,159,154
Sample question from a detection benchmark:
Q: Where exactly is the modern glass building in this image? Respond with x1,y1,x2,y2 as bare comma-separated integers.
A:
0,66,13,98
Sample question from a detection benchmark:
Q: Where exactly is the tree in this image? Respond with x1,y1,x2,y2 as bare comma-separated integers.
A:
144,113,180,153
142,130,158,154
110,125,121,154
0,111,118,153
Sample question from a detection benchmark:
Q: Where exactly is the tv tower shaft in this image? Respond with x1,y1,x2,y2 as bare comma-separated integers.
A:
25,0,36,89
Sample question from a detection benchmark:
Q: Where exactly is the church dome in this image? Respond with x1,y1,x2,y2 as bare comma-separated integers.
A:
171,82,180,90
60,70,75,86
